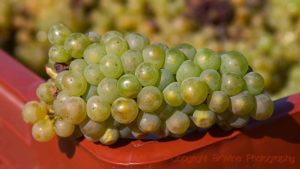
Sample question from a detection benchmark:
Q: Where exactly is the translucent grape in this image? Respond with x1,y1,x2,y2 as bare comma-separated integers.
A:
194,48,221,70
199,69,221,92
177,103,195,115
85,32,101,43
243,72,265,95
53,91,69,115
137,112,161,133
48,23,71,45
64,33,90,59
55,71,68,90
100,54,123,78
54,119,75,137
87,96,111,122
125,32,149,50
105,36,128,57
137,86,163,112
220,51,248,76
251,94,274,120
221,73,245,96
135,62,159,86
80,119,106,140
157,69,175,91
60,96,86,124
163,82,183,107
101,30,123,44
176,43,196,60
83,64,104,85
48,45,71,63
36,82,56,103
111,97,139,124
69,59,88,73
83,85,98,101
99,126,119,145
156,103,174,120
176,60,201,83
32,119,55,142
164,48,186,74
230,91,256,116
97,77,119,104
83,43,106,64
61,71,87,96
142,44,165,69
117,74,141,98
22,101,47,124
192,105,216,128
166,110,190,135
180,77,208,105
207,91,230,113
121,49,143,74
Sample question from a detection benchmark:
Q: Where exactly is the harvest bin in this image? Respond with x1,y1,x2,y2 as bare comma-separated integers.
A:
0,50,299,169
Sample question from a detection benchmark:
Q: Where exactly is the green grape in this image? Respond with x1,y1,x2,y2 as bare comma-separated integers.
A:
194,48,221,70
22,101,47,124
54,119,75,137
32,119,55,142
176,43,196,60
207,91,230,113
69,59,88,73
137,86,163,112
86,32,101,43
125,32,149,50
166,110,190,135
80,119,106,140
230,91,256,116
221,73,245,96
83,85,98,101
55,71,68,90
163,82,183,107
157,69,175,91
83,64,105,85
60,96,86,124
135,62,159,86
105,36,128,57
156,103,174,120
61,71,87,96
64,33,90,59
117,74,141,98
199,69,221,92
164,48,186,74
87,96,111,122
100,54,123,78
48,45,71,63
83,43,106,64
251,94,274,120
180,77,208,105
177,103,195,115
48,23,71,45
142,44,165,69
243,72,264,95
121,49,143,74
154,43,169,50
53,91,69,115
99,126,119,145
101,30,123,44
36,82,56,103
111,97,139,124
137,112,161,133
192,104,216,128
176,60,201,83
227,114,249,128
220,51,248,76
97,77,119,104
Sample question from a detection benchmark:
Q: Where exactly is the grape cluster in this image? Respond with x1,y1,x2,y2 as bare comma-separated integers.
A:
21,24,274,145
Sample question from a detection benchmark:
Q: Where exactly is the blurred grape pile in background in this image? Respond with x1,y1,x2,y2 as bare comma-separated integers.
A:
0,0,299,99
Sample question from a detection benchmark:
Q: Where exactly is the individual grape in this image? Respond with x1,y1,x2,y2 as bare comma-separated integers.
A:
61,71,87,96
60,96,86,124
121,49,143,74
220,51,248,76
83,43,106,64
166,110,190,135
142,44,165,69
64,33,90,59
154,43,169,50
156,103,174,120
54,119,75,137
69,59,88,73
192,104,216,128
243,72,264,95
164,48,186,74
53,91,69,115
199,69,221,92
99,54,123,78
176,43,196,60
87,96,111,122
176,60,201,83
111,97,139,124
163,82,183,107
137,112,161,133
137,86,163,112
55,71,68,90
48,45,71,63
117,74,141,98
194,48,221,70
32,119,55,142
180,77,208,105
230,91,256,116
36,82,56,103
99,126,119,145
105,36,128,57
83,85,98,101
221,73,245,96
97,77,119,104
125,32,149,50
101,30,123,44
251,94,274,120
48,23,71,45
85,32,101,43
22,101,47,124
227,115,249,128
157,69,175,91
207,91,230,113
83,64,105,85
135,62,159,86
80,119,106,140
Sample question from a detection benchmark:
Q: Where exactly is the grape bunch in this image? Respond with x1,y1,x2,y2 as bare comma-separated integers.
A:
21,24,274,145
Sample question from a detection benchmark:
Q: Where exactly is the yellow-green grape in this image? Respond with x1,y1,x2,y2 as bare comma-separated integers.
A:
194,48,221,70
166,110,190,135
61,71,87,96
101,30,123,44
154,43,169,50
83,43,107,64
243,72,264,95
54,119,75,137
80,119,107,141
100,54,123,78
55,71,68,90
176,43,196,60
117,74,141,98
22,101,47,124
199,69,221,92
230,91,256,116
142,44,166,69
48,23,71,45
251,94,274,120
163,82,183,107
125,32,150,50
36,82,56,103
99,126,119,145
48,45,71,63
164,48,186,74
207,91,230,113
137,86,163,112
121,49,143,74
97,77,119,104
111,97,139,124
192,104,216,128
177,103,195,115
157,69,175,91
86,32,101,43
221,73,245,96
137,112,161,133
220,51,248,76
176,60,201,83
227,115,249,128
180,77,208,105
60,96,86,124
69,59,88,73
83,85,98,101
87,96,111,123
83,64,105,85
105,36,128,57
53,91,69,114
64,33,90,59
32,119,55,142
135,62,159,86
157,103,174,120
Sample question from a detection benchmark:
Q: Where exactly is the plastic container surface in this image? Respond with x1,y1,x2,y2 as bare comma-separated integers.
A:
0,50,299,169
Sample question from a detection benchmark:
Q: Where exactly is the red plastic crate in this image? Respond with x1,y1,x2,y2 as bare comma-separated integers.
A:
0,50,299,169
